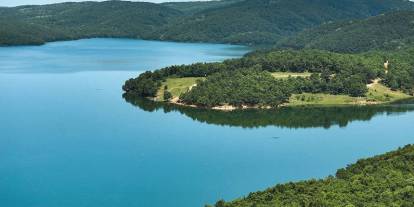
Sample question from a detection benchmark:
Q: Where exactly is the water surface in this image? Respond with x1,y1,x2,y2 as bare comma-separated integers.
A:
1,38,414,207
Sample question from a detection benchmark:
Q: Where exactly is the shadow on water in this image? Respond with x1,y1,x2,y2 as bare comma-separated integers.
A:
123,93,414,129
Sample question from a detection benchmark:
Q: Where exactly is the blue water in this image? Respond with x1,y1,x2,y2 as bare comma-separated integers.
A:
1,38,414,207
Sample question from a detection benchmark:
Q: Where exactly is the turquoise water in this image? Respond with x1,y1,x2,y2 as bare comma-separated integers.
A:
1,38,414,207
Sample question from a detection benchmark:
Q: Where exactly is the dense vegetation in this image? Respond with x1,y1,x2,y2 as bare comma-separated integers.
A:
375,48,414,93
1,0,414,46
179,69,293,107
0,18,62,45
0,1,182,45
123,71,162,97
159,0,414,45
211,144,414,207
277,11,414,53
123,49,414,107
161,0,243,15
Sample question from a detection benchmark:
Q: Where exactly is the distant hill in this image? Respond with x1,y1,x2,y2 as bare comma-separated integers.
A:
158,0,414,45
0,19,64,45
277,11,414,53
1,0,414,46
0,1,183,45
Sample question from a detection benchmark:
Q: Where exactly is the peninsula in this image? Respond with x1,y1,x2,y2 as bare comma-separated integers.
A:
123,48,414,110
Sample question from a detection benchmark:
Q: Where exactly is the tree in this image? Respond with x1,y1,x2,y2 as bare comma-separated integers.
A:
163,91,173,101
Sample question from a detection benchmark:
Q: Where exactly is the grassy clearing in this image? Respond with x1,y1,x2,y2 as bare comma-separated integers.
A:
288,93,364,106
156,77,204,101
271,72,312,79
366,83,410,102
288,82,410,106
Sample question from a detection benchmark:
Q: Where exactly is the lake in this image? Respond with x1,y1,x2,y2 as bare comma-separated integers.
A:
1,38,414,207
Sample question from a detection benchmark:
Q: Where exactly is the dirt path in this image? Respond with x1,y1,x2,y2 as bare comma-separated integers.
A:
367,78,381,88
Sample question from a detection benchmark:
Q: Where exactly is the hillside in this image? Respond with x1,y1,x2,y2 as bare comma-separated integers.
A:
0,19,64,45
161,0,243,14
0,1,183,45
157,0,414,45
277,11,414,53
1,0,414,46
211,144,414,207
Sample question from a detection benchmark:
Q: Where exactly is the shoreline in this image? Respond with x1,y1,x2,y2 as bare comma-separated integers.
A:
0,36,251,48
148,95,414,111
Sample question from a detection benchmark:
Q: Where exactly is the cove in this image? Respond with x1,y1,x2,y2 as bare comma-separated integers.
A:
1,38,414,207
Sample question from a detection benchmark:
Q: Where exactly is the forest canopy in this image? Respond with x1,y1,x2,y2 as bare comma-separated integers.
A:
277,11,414,53
210,144,414,207
123,49,414,107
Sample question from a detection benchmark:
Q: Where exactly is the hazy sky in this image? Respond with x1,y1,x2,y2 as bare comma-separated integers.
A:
0,0,202,7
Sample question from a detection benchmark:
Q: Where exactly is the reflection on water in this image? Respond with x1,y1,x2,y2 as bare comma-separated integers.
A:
123,93,414,129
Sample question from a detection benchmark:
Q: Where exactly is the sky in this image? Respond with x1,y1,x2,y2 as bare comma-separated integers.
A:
0,0,202,7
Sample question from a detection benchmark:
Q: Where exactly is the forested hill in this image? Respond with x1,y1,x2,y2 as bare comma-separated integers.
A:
211,144,414,207
0,1,183,45
277,11,414,53
0,18,63,45
157,0,414,45
161,0,243,14
1,0,414,46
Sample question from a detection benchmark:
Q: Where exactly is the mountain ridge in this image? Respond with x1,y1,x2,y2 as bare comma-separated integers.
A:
1,0,414,46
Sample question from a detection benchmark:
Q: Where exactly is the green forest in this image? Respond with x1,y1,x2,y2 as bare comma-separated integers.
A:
123,49,414,107
1,0,414,46
0,1,181,45
158,0,414,45
179,69,293,107
209,144,414,207
277,11,414,53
